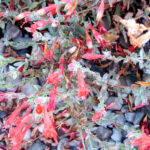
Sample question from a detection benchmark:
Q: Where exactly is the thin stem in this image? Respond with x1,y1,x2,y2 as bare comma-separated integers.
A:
79,127,87,150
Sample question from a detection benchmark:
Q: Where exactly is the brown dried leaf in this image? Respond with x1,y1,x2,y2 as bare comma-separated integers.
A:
136,81,150,87
80,117,88,124
31,125,39,138
128,30,150,47
102,33,119,43
145,16,150,28
121,19,148,37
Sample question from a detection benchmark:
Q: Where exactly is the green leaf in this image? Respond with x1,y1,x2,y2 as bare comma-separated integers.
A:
29,2,39,10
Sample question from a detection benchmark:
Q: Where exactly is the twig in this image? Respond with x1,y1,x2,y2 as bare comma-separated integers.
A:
79,127,87,150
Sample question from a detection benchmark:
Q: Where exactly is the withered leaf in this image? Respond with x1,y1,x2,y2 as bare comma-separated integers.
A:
136,81,150,87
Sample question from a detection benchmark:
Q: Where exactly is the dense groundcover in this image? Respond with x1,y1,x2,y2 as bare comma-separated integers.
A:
0,0,150,150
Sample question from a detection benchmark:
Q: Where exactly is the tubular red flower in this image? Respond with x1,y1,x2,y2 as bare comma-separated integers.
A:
10,0,14,10
35,4,58,16
89,24,107,47
129,124,150,150
77,70,90,100
10,115,33,150
7,107,33,150
43,40,57,61
61,0,81,17
18,65,24,72
0,12,4,17
92,102,115,121
47,71,60,85
48,83,58,111
128,45,136,52
5,102,30,127
85,27,93,49
96,0,105,22
98,23,107,34
82,53,105,60
59,57,65,75
25,19,52,33
42,105,58,144
36,104,43,114
65,0,76,16
92,109,104,121
15,12,32,21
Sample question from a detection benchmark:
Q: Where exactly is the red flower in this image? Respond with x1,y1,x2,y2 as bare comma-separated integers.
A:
77,70,90,100
92,102,114,121
61,0,81,17
116,44,127,56
89,24,107,48
82,53,105,60
37,61,43,66
35,4,58,16
65,0,76,17
15,12,32,21
25,19,52,33
48,83,58,111
72,38,83,46
129,124,150,150
96,0,105,22
92,109,104,121
47,71,60,85
128,45,136,52
59,57,65,75
5,102,29,127
98,23,107,34
7,107,33,150
10,0,14,10
133,104,147,110
42,105,58,144
85,27,93,49
18,65,24,72
43,39,58,61
36,104,43,114
0,12,4,17
10,114,33,150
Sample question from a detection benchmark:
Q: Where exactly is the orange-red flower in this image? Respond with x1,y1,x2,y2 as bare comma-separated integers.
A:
10,115,33,150
18,65,24,72
0,12,4,17
59,57,65,75
25,19,52,33
77,70,90,100
42,105,58,144
98,23,107,34
85,27,93,49
36,104,43,114
35,4,58,16
129,124,150,150
48,83,58,111
92,102,115,121
128,45,136,52
92,109,104,121
96,0,105,22
47,71,61,85
10,0,14,10
89,24,107,48
7,107,33,150
15,12,32,21
82,53,105,60
44,40,57,61
61,0,81,17
5,102,29,127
